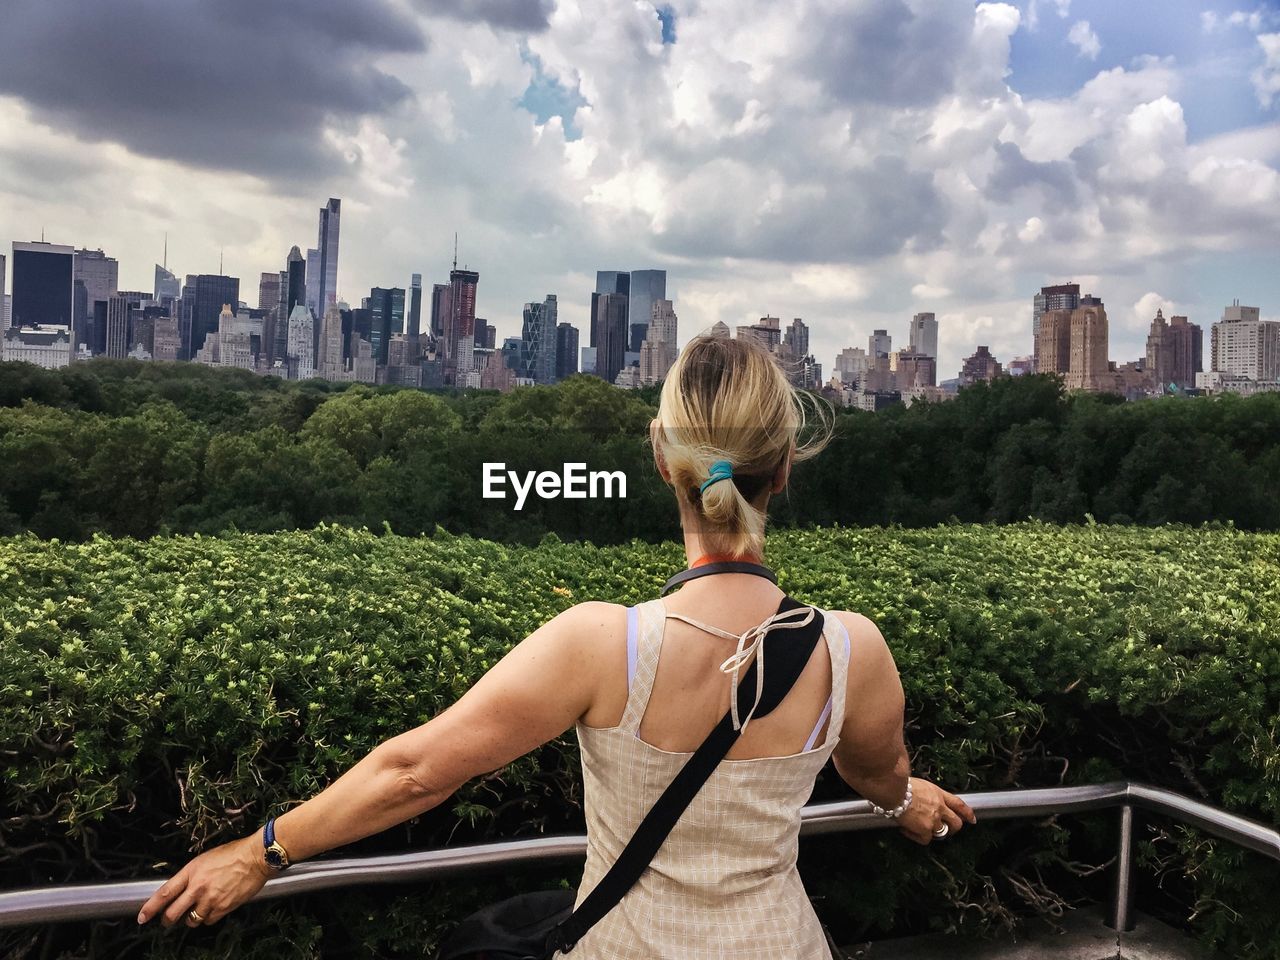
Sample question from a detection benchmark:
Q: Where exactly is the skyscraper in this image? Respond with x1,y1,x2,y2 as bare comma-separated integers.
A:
368,286,406,365
1146,310,1203,392
639,299,678,385
595,292,629,385
1033,284,1080,372
430,283,450,341
285,246,306,318
1038,293,1109,391
1212,301,1278,380
305,247,320,318
408,273,423,342
447,267,479,382
182,273,240,359
592,271,630,346
783,318,809,357
520,294,558,384
869,329,891,359
556,322,579,380
909,312,938,359
316,198,341,317
257,272,281,313
0,254,5,328
105,293,137,359
154,263,180,303
628,269,666,352
285,304,315,380
73,248,118,347
11,242,74,331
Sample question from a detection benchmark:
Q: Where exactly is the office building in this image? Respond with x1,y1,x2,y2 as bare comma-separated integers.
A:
869,329,891,359
315,198,341,317
408,273,423,342
1211,301,1279,381
1146,310,1203,392
105,292,142,358
284,246,306,318
782,318,809,358
628,269,666,352
154,263,180,303
639,299,679,385
707,320,731,339
73,248,118,347
317,304,345,380
447,267,479,380
1033,284,1081,372
11,241,74,331
960,345,1003,384
556,322,579,379
305,248,320,318
258,272,281,314
592,271,630,346
595,292,629,384
891,350,937,390
738,316,782,352
153,314,180,362
521,294,558,384
368,286,406,365
1037,294,1109,392
909,312,938,359
181,274,240,360
285,304,315,380
0,254,5,327
430,283,450,341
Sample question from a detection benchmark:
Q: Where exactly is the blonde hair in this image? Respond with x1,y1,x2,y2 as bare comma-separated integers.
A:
652,335,833,559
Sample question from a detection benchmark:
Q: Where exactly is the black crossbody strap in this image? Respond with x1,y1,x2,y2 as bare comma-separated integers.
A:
546,597,825,955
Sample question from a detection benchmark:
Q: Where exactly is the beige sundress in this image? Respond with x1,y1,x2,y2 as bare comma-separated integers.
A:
559,596,852,960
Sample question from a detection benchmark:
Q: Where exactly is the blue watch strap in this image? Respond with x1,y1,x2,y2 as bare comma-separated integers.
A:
264,817,276,848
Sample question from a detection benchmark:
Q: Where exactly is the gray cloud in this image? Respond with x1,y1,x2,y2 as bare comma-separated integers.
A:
803,0,972,107
417,0,557,32
660,155,946,263
0,0,425,181
985,141,1080,209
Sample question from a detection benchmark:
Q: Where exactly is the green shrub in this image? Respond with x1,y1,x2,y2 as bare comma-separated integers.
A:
1,522,1277,957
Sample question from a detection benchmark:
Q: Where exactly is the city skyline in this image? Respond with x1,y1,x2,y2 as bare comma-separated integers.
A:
1,1,1279,379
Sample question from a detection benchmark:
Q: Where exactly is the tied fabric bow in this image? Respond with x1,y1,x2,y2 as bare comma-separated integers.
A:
668,605,818,732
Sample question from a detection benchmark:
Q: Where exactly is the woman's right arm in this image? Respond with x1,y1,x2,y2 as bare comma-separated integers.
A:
830,612,976,844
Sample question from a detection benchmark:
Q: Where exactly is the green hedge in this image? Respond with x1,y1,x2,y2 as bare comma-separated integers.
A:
2,522,1278,958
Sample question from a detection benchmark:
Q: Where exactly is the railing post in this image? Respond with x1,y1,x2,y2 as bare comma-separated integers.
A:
1106,803,1135,932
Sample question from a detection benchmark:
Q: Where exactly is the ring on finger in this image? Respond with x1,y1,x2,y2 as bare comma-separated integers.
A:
187,908,204,924
932,823,950,838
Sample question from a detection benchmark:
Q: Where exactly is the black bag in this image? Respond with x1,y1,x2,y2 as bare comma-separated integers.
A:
438,597,824,960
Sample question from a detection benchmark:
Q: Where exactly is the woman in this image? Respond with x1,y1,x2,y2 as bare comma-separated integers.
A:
138,335,976,957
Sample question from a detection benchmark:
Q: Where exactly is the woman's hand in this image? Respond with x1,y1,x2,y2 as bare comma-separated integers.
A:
895,777,977,845
137,834,271,928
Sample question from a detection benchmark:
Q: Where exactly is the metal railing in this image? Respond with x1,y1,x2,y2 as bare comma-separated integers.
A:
2,780,1276,930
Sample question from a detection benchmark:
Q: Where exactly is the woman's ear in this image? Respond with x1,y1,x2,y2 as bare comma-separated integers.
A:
651,420,672,483
770,444,794,494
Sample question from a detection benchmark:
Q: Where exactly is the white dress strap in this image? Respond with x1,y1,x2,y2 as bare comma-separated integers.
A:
816,609,852,750
619,599,666,733
663,605,818,733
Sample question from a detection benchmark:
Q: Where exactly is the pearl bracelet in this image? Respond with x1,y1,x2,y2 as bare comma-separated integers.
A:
870,779,913,819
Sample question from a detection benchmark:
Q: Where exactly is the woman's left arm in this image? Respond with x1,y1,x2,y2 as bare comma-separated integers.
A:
138,601,621,927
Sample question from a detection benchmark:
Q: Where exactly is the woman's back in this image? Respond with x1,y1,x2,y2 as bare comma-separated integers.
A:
564,578,853,960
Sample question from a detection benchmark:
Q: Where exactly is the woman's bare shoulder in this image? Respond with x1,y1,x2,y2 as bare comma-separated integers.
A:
826,610,899,682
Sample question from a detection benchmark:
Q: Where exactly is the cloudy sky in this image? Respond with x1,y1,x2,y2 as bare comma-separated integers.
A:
2,0,1278,379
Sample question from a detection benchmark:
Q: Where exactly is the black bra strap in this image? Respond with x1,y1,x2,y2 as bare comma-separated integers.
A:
660,561,778,596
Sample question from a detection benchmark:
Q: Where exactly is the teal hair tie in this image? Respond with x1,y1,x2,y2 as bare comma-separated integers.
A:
699,460,734,494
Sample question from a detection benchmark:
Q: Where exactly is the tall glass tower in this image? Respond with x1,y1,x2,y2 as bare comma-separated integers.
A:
316,198,341,316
